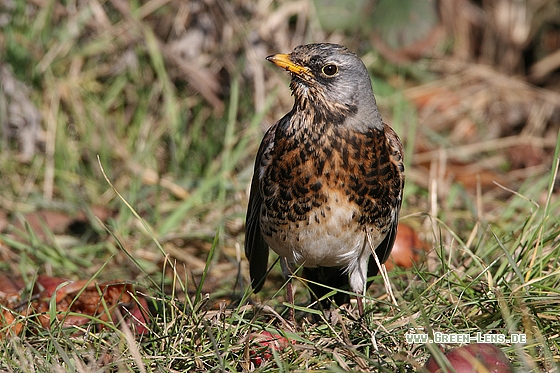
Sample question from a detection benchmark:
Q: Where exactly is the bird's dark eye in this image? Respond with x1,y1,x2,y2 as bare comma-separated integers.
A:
322,64,338,76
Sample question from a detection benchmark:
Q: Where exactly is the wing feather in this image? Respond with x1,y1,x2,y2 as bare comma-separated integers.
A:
244,125,277,292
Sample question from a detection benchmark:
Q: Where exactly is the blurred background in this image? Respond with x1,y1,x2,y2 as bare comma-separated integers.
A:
1,0,559,300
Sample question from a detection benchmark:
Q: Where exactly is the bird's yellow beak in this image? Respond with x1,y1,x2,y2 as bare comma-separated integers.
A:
266,54,313,79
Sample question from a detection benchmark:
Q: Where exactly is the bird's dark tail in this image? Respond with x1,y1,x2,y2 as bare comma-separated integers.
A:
302,266,350,311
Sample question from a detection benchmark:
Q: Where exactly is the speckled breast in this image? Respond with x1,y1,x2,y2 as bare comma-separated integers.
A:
258,123,402,267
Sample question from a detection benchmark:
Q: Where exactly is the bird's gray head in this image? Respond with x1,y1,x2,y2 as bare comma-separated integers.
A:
266,43,382,129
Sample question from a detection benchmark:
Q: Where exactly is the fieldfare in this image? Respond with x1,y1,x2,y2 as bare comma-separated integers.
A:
245,43,405,317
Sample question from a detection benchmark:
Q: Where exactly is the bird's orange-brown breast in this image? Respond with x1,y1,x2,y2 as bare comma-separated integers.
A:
258,114,404,265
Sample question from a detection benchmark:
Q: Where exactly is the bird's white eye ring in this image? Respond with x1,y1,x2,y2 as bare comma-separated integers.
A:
322,64,338,76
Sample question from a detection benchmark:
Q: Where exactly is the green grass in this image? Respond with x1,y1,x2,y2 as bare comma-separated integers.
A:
3,176,559,371
1,1,560,372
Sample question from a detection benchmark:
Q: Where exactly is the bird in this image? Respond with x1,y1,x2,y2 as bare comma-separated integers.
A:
245,43,405,317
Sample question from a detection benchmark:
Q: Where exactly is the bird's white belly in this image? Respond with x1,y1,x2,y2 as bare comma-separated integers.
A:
263,197,367,268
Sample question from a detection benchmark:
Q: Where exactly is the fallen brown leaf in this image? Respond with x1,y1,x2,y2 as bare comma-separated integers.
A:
0,274,149,337
386,224,428,271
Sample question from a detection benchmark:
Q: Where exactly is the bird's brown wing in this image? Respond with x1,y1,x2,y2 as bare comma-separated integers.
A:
367,123,404,285
245,125,276,292
383,123,404,159
245,174,269,292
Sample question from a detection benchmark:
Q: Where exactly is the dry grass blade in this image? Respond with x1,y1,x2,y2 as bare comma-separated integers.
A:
530,48,560,82
412,135,557,164
0,65,42,162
